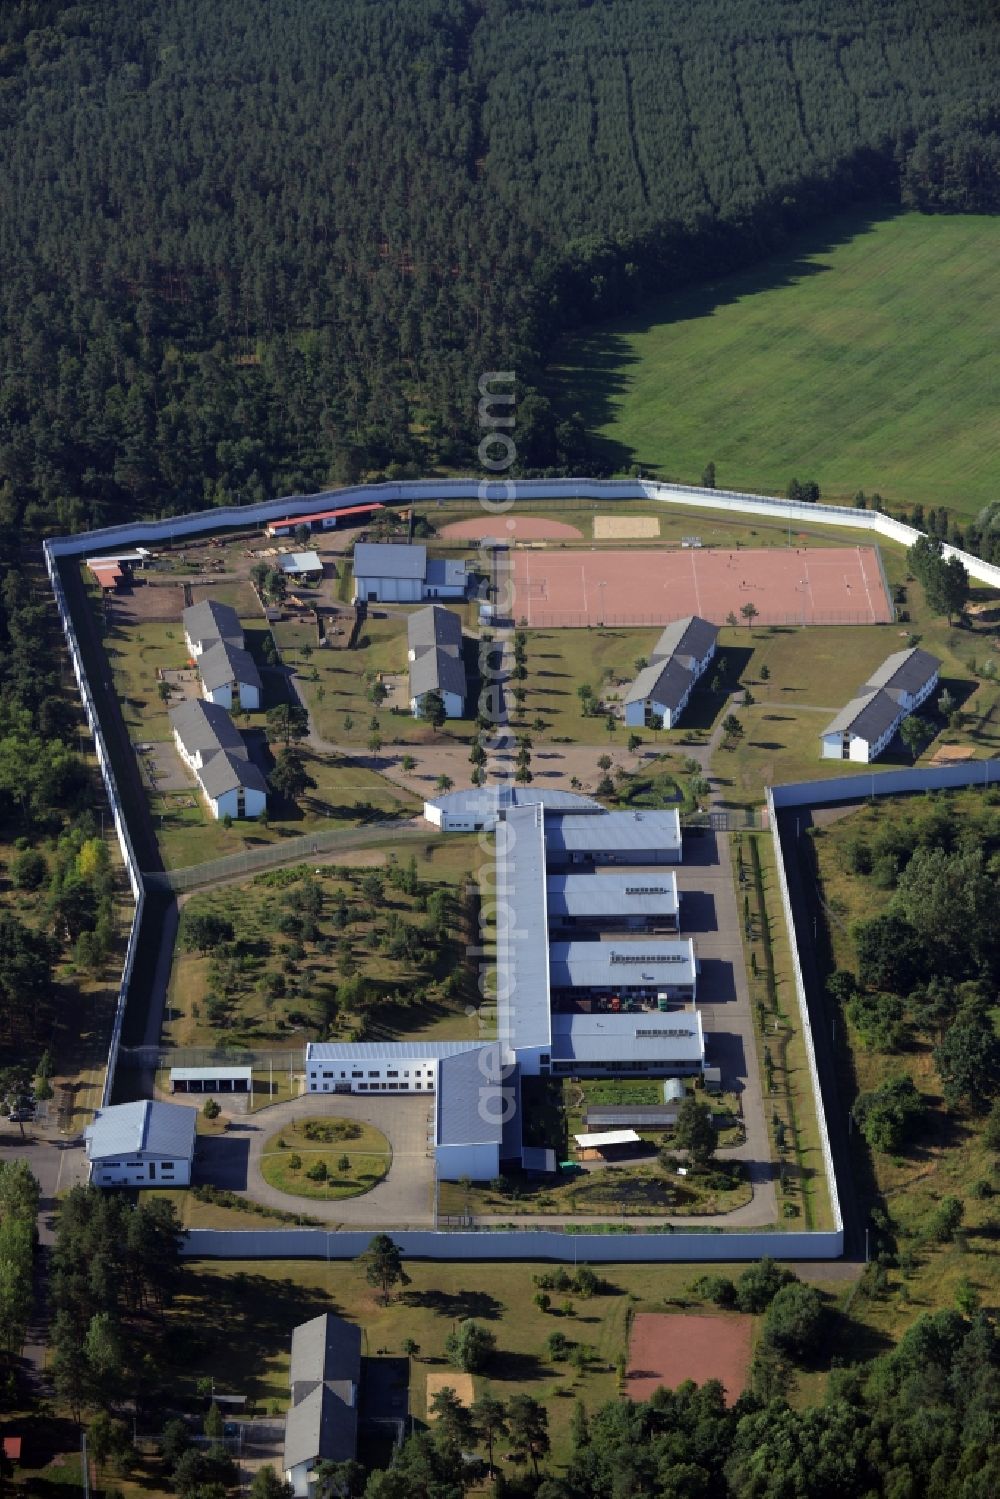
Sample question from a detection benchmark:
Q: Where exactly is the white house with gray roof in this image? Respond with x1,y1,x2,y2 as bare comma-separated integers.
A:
625,615,719,729
352,541,467,603
198,639,262,712
169,698,268,819
284,1313,361,1497
182,597,243,658
407,604,466,717
85,1099,196,1187
821,647,940,761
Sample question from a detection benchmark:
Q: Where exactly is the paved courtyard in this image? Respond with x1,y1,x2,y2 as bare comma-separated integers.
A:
206,1092,437,1227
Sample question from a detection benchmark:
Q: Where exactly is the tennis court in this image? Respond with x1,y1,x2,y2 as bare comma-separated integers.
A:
512,544,891,628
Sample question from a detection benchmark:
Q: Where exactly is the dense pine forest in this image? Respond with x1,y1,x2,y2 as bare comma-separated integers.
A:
0,0,998,529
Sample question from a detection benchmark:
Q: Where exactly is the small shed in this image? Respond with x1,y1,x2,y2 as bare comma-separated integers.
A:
573,1128,641,1161
169,1066,252,1095
277,550,323,578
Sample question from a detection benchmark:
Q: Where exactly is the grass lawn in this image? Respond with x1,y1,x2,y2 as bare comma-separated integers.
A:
808,789,1000,1323
709,581,1000,811
735,832,833,1232
276,601,483,749
164,849,484,1051
261,1116,391,1199
169,1257,765,1455
150,748,420,870
552,209,1000,523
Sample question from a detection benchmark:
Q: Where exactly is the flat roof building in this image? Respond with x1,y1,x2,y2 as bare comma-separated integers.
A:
549,939,697,999
546,871,680,931
551,1010,705,1076
544,808,682,865
424,784,602,832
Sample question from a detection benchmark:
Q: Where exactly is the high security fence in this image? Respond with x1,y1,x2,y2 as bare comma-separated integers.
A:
522,609,889,631
43,475,1000,1257
145,820,430,893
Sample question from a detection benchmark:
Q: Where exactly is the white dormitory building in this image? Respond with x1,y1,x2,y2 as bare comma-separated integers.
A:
407,604,467,717
820,647,940,762
182,597,262,710
351,541,467,603
169,697,268,820
183,597,243,658
197,639,262,711
85,1100,196,1187
283,1314,361,1498
624,615,719,729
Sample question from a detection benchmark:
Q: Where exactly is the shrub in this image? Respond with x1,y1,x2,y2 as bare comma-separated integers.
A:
690,1274,737,1308
735,1258,793,1314
202,1098,221,1120
762,1283,826,1361
306,1160,328,1182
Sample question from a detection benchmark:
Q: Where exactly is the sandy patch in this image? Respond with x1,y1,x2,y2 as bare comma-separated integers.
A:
425,1370,475,1417
930,744,975,765
594,514,660,540
439,516,582,542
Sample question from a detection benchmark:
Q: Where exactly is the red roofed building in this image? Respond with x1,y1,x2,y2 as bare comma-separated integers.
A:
266,502,383,537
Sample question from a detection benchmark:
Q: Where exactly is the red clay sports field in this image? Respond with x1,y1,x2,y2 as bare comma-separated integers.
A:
512,544,892,628
627,1312,752,1407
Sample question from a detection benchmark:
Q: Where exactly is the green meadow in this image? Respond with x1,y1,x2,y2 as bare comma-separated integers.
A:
554,211,1000,523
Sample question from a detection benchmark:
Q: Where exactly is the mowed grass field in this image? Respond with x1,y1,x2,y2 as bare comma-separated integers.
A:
554,210,1000,522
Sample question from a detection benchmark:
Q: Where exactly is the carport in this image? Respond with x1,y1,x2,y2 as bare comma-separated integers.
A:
170,1066,252,1095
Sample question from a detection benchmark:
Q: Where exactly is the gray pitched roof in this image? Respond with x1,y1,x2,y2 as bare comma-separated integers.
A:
407,604,463,652
289,1314,361,1398
410,646,467,700
436,1046,505,1148
353,541,426,580
182,597,243,649
199,639,263,694
85,1100,196,1162
820,689,903,743
650,615,719,666
169,697,247,758
198,749,268,799
283,1381,358,1471
863,647,940,697
625,655,696,710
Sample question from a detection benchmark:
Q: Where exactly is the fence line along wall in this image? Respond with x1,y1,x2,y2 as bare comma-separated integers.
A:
181,1226,844,1263
44,546,144,1112
770,759,1000,809
45,477,1000,590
